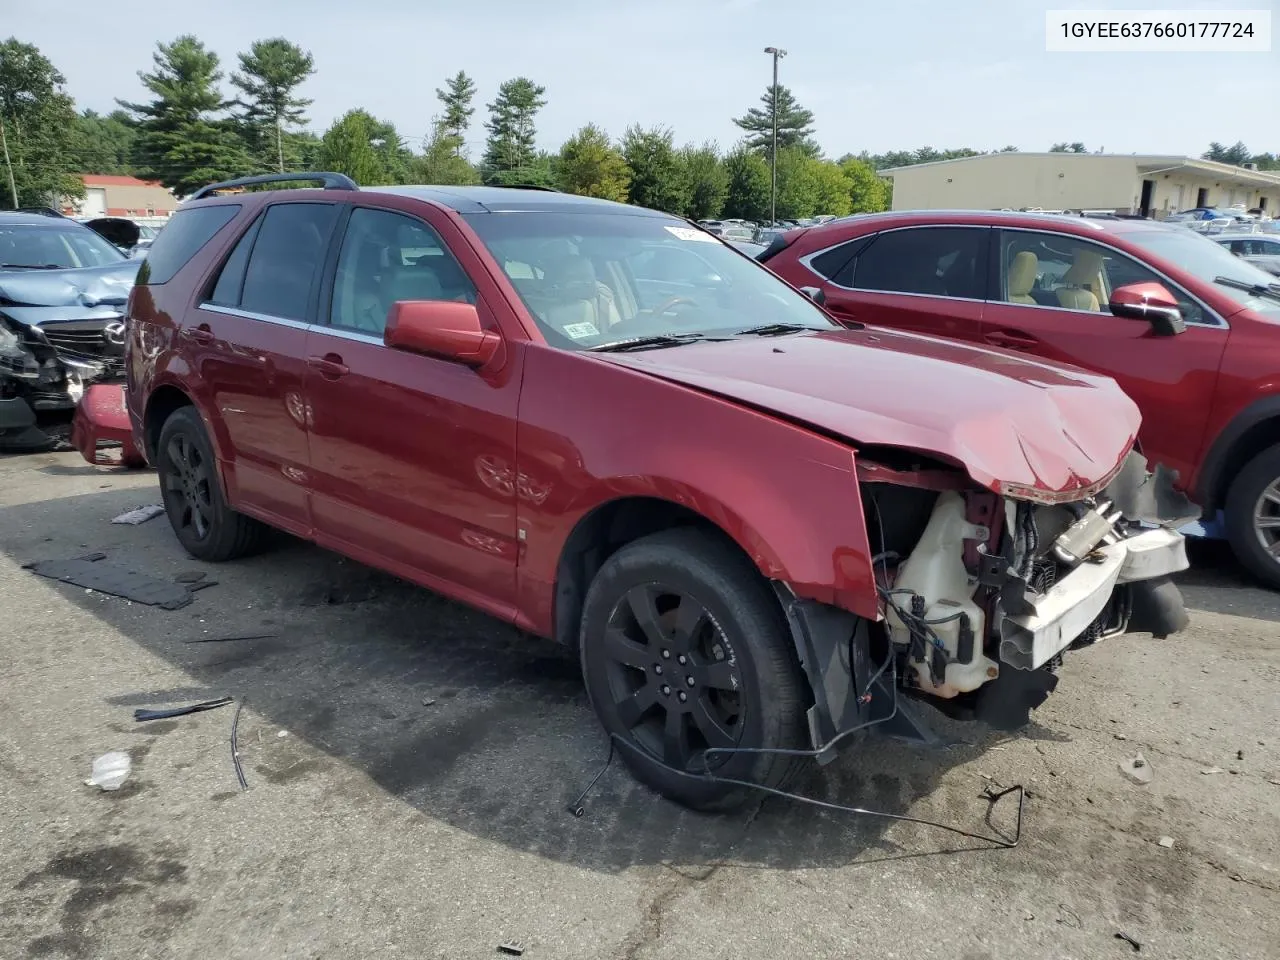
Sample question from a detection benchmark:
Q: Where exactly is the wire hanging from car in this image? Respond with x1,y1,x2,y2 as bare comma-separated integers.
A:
565,488,1027,848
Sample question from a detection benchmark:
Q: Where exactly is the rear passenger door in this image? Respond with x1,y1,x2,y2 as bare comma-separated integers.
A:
303,202,522,607
193,199,341,533
809,226,989,342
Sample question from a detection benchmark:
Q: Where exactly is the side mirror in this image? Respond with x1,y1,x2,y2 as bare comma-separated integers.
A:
1108,282,1186,337
384,300,501,367
799,285,826,306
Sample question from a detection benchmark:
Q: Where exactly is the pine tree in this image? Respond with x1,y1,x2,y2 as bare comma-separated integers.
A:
732,84,818,159
436,71,477,153
119,36,253,196
230,38,315,173
482,77,546,177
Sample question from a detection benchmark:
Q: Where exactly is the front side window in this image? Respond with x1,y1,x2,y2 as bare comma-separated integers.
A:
852,227,988,300
328,208,477,336
239,203,339,322
0,223,126,270
463,211,838,350
997,229,1205,324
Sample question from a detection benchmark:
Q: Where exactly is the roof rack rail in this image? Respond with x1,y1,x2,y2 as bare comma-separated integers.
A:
500,183,560,192
188,172,359,202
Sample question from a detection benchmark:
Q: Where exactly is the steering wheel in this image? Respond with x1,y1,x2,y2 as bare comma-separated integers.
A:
652,295,700,317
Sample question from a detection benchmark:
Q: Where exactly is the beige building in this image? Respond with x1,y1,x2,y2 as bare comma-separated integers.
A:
880,152,1280,219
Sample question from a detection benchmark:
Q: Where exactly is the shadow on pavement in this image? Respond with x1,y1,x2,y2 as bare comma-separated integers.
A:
0,487,1054,875
1175,539,1280,623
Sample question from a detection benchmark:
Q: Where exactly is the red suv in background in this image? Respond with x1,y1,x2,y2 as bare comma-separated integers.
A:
761,210,1280,587
100,175,1191,810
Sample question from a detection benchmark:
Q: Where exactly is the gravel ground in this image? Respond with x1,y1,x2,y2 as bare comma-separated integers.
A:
1,450,1277,960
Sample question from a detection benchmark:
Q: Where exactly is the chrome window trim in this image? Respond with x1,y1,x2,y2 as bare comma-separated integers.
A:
199,304,311,331
994,226,1229,330
799,223,990,301
200,303,387,345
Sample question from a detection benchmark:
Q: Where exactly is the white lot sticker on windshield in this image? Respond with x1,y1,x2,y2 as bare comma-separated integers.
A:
562,321,600,340
664,225,719,243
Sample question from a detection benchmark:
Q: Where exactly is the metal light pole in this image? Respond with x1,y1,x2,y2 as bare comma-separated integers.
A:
763,46,787,226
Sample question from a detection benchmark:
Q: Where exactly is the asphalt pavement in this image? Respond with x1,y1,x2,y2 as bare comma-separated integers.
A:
1,450,1277,960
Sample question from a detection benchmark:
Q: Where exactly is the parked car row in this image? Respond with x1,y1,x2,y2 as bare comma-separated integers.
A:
66,172,1194,813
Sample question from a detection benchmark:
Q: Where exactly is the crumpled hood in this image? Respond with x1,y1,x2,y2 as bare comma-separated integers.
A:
593,327,1141,497
0,260,140,314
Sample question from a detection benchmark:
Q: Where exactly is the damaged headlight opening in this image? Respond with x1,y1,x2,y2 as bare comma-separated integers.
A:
863,450,1191,733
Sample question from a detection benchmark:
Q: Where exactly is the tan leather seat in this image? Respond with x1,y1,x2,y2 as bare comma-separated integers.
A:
1007,251,1039,305
1056,250,1104,311
534,253,622,336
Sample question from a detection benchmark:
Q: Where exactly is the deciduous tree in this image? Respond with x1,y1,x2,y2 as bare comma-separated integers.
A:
557,123,630,201
678,142,728,220
0,38,83,207
722,145,770,221
621,125,688,213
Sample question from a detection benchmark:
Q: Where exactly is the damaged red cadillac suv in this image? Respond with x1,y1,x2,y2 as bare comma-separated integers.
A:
108,173,1191,810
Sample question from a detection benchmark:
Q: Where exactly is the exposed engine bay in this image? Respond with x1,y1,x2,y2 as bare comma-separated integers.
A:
861,450,1193,731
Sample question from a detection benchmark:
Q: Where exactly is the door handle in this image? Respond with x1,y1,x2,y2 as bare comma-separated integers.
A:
307,353,349,380
188,324,214,345
984,329,1040,350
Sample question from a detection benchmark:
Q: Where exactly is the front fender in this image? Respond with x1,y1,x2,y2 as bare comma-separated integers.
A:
516,345,880,621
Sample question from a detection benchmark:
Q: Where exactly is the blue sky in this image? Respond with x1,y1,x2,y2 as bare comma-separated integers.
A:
10,0,1278,158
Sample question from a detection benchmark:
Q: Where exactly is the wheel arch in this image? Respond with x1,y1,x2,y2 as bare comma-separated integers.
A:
1197,396,1280,511
551,494,778,651
142,383,196,462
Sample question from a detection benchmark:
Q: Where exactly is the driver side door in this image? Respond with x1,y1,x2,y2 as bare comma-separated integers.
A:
981,228,1228,482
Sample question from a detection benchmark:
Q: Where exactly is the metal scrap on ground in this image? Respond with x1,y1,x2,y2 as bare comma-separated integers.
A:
110,504,165,525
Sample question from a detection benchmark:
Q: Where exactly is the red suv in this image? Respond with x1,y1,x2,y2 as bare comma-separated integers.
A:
761,211,1280,587
110,174,1190,810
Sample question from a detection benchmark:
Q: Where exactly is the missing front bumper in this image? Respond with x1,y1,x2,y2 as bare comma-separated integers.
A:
998,528,1188,670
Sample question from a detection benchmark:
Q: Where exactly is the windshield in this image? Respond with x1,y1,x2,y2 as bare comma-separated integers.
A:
0,223,127,269
1124,226,1280,318
462,211,838,349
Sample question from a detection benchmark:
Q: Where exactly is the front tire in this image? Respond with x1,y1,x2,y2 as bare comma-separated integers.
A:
579,528,809,811
155,406,268,562
1225,443,1280,589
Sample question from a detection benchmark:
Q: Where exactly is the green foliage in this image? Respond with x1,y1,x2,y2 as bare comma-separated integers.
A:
677,142,728,220
839,156,890,213
1203,141,1277,170
557,123,630,201
318,109,381,184
1050,142,1087,153
485,151,556,188
69,109,137,175
0,38,84,207
621,125,688,213
436,71,477,147
413,121,481,185
773,148,851,219
119,35,254,196
230,37,315,173
483,77,546,177
722,146,771,221
733,84,818,159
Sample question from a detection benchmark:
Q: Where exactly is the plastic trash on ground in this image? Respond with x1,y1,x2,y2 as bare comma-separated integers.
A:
86,750,131,791
111,505,165,525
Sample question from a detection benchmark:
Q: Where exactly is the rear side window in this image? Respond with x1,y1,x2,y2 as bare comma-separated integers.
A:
853,227,988,300
137,205,240,285
239,203,340,322
807,236,872,287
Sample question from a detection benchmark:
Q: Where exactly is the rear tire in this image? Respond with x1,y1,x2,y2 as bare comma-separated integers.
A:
1224,443,1280,590
579,527,809,811
155,406,269,562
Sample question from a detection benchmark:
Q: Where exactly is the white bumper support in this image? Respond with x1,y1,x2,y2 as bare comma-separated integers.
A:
998,528,1188,671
